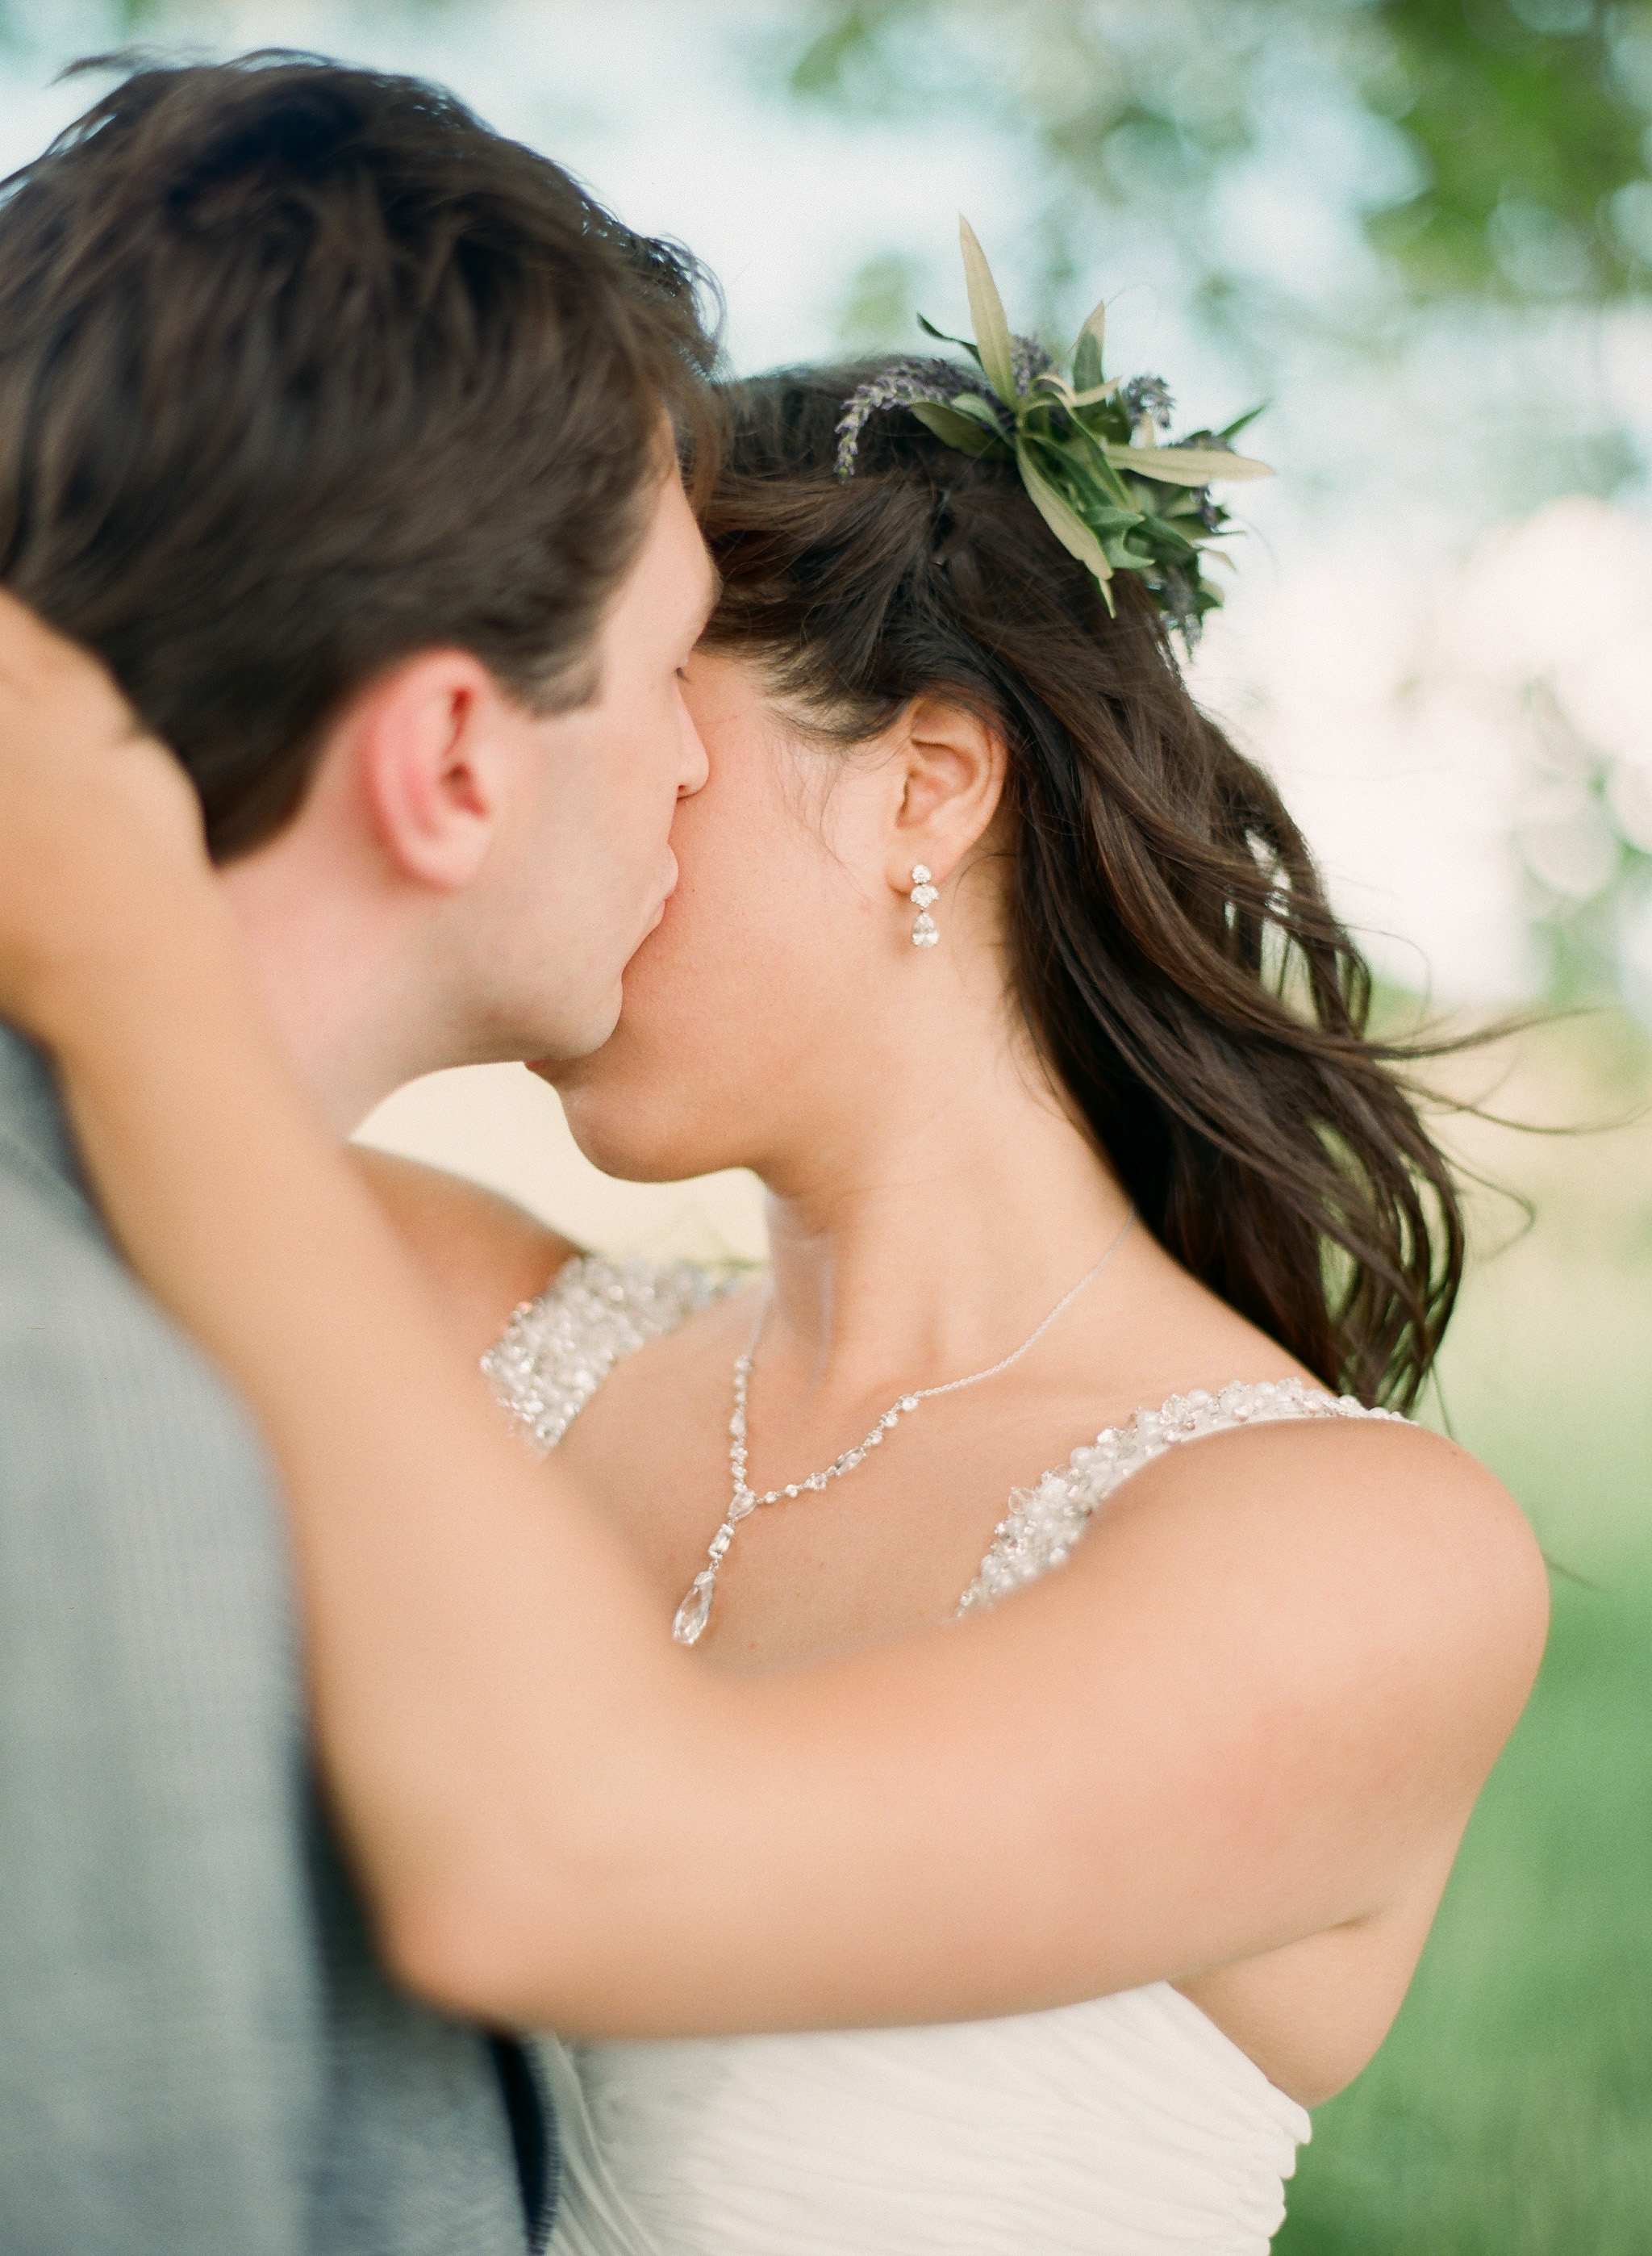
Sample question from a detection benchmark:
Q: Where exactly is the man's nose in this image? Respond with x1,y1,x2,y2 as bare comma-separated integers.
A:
678,691,711,797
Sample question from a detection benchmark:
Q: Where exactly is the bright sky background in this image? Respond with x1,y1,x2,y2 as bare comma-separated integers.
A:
5,0,1651,1017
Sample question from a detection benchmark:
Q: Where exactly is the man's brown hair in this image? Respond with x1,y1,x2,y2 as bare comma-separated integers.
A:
0,52,720,856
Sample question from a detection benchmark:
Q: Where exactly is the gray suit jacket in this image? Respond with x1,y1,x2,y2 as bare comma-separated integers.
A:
0,1027,554,2255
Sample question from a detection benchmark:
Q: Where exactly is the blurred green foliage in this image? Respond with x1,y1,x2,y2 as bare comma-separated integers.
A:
1368,0,1652,299
0,13,1638,2245
837,248,930,349
0,0,164,44
786,2,1652,1028
0,19,1644,2247
1276,1568,1652,2253
781,0,1652,315
11,1,1650,318
0,0,455,56
1269,1004,1652,2249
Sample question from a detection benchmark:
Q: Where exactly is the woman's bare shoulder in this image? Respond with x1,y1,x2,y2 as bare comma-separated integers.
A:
1072,1410,1550,1769
349,1148,581,1359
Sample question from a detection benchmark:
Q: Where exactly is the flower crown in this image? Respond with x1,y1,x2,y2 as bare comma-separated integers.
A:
836,219,1272,646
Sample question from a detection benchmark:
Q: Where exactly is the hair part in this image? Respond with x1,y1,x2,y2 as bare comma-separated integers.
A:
702,365,1465,1410
0,50,723,857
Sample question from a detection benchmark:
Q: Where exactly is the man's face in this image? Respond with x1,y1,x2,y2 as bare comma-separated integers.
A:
473,467,715,1063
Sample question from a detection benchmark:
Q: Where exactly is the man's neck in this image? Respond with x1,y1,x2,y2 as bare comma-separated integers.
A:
218,840,438,1138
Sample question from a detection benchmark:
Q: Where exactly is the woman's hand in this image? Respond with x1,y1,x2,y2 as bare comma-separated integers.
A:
0,586,211,1038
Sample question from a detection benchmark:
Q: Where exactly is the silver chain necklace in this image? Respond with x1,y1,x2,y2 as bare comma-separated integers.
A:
670,1210,1136,1646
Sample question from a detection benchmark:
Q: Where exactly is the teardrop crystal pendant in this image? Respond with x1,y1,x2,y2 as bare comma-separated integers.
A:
672,1571,716,1647
911,911,938,947
909,863,940,946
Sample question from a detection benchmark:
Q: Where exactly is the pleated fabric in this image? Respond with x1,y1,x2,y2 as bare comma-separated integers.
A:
540,1982,1308,2255
484,1265,1375,2256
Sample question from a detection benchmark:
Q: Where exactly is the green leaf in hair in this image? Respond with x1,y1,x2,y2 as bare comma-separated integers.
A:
834,219,1273,647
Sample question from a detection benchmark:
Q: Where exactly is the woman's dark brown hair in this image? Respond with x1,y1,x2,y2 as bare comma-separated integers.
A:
702,365,1462,1411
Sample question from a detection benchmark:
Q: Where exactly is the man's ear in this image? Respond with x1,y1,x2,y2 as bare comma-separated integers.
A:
347,650,523,892
885,695,1009,888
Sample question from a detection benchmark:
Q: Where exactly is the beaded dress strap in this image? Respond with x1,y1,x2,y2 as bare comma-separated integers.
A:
482,1255,739,1456
958,1377,1405,1616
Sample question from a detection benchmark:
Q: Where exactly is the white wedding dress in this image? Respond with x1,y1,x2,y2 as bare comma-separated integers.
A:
484,1257,1404,2256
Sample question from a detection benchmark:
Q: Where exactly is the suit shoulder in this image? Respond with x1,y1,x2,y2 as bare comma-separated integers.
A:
0,1155,278,1524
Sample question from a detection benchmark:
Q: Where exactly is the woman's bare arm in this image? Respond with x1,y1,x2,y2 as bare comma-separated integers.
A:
0,590,1549,2041
348,1148,579,1359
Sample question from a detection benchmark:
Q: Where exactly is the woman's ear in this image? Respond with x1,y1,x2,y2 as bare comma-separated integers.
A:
885,695,1008,890
348,650,521,893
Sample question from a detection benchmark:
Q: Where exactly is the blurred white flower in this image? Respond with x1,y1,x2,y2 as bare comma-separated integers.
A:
1435,496,1652,692
1191,491,1652,1007
1516,779,1621,900
1429,496,1652,917
1557,639,1652,772
1607,758,1652,855
1616,887,1652,1023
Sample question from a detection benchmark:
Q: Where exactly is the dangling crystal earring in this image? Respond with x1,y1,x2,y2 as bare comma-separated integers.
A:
909,863,940,948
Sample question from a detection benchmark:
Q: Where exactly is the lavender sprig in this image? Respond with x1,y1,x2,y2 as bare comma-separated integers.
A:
1158,566,1204,648
1122,373,1174,431
1010,332,1056,392
832,219,1271,651
834,359,985,479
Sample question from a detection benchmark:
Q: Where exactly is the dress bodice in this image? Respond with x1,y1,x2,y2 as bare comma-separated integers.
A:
485,1258,1402,2255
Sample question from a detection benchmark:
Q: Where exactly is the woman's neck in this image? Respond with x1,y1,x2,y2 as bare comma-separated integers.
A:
755,1019,1133,1412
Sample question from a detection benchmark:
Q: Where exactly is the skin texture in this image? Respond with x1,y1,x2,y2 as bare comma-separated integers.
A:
366,648,1544,2106
218,466,715,1133
350,1149,578,1352
0,574,1549,2116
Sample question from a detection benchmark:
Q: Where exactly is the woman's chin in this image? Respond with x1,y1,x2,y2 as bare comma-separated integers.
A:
555,1088,736,1188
